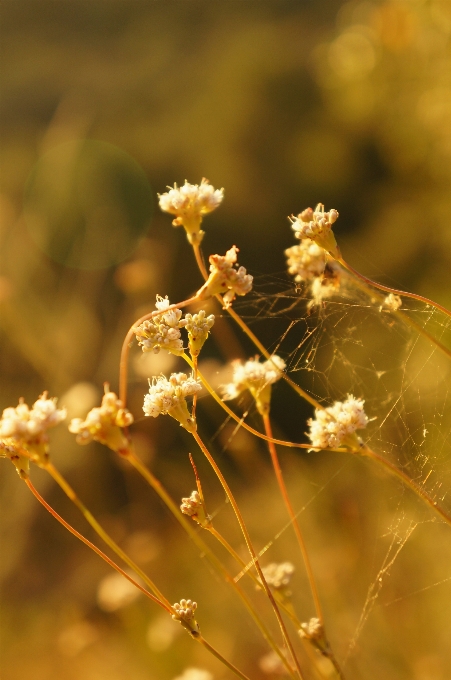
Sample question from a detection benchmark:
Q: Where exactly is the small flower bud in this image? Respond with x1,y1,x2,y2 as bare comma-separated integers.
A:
172,599,199,635
197,246,253,307
180,490,211,528
289,203,340,257
221,355,285,415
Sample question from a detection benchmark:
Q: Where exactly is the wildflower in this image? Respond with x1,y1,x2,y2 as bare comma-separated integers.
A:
299,617,329,656
285,240,326,282
158,179,224,245
69,386,133,454
134,296,185,356
197,246,253,307
307,395,368,449
172,599,199,635
261,562,295,597
221,355,285,415
0,393,66,466
382,293,402,311
143,373,201,433
181,310,215,357
289,203,340,257
180,490,211,528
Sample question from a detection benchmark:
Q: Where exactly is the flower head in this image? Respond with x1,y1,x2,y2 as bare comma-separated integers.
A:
262,562,295,592
285,240,326,283
158,179,224,245
382,293,402,311
197,246,253,307
181,310,215,357
221,355,285,415
289,203,340,257
172,599,199,634
69,386,133,454
307,395,368,449
143,373,201,432
0,393,66,466
134,296,185,357
180,490,211,528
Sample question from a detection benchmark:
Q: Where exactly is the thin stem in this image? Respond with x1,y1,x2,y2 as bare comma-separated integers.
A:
24,478,170,613
263,414,323,622
360,444,451,528
119,294,199,406
191,430,305,679
197,635,252,680
44,461,172,609
193,242,209,280
337,256,451,323
342,264,451,361
124,448,297,678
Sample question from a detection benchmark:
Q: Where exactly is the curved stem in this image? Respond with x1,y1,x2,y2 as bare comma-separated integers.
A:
191,430,305,679
342,264,451,361
24,478,170,613
193,242,209,280
44,461,172,609
263,414,323,622
119,294,199,406
197,635,252,680
124,448,297,679
337,256,451,322
360,444,451,528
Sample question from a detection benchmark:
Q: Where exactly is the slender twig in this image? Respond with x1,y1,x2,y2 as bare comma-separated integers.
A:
191,430,305,679
44,461,172,608
24,478,171,612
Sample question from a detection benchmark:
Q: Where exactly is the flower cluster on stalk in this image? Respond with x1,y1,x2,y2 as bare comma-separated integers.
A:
221,355,285,415
143,373,201,432
307,395,368,449
197,246,253,307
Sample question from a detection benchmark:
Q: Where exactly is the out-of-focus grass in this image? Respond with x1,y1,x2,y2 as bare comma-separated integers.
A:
2,2,451,678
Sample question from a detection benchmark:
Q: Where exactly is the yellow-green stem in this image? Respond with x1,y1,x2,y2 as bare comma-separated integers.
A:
197,635,251,680
191,430,305,679
44,461,172,609
25,478,171,613
124,448,297,678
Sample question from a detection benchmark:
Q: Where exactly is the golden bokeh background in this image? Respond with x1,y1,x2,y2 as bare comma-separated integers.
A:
2,2,451,679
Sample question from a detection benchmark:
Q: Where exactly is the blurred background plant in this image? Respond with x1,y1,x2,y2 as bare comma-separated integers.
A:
2,1,451,679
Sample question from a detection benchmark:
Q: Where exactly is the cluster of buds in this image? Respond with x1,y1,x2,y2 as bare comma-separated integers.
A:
261,562,295,599
289,204,340,257
0,393,66,470
134,297,215,359
285,240,326,283
69,386,133,454
221,355,285,415
299,617,330,656
158,179,224,245
182,310,215,357
307,395,368,450
180,490,211,528
172,599,199,635
143,373,202,432
197,246,253,308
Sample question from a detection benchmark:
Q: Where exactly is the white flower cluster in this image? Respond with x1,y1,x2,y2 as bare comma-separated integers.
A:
299,617,322,641
172,598,197,623
285,240,326,282
307,395,368,449
290,204,339,242
308,270,341,308
134,297,215,358
222,355,285,414
69,388,133,453
183,310,215,357
0,393,66,450
143,373,201,432
134,296,185,356
261,562,295,591
158,179,224,245
198,246,253,307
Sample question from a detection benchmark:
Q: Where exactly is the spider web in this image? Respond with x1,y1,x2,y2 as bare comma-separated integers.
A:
220,267,451,675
